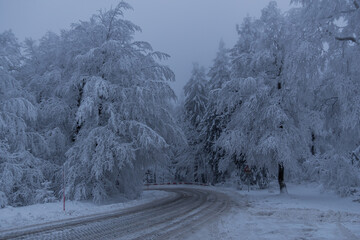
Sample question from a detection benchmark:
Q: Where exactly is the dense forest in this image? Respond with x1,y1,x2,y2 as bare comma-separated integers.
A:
1,0,360,207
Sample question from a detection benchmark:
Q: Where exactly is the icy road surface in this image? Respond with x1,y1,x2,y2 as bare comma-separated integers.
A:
0,186,230,240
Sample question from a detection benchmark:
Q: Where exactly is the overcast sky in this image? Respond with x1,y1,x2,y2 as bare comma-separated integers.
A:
0,0,292,98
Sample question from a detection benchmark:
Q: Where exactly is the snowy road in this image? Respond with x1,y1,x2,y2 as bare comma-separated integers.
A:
0,187,230,240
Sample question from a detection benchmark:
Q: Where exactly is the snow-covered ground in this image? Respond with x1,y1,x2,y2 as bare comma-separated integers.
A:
1,184,359,240
192,182,360,240
0,190,171,231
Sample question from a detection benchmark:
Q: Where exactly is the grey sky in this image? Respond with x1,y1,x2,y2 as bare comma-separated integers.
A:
0,0,292,98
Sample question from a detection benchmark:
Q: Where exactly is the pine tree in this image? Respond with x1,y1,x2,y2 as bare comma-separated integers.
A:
201,40,231,184
208,40,231,90
184,63,208,127
182,63,209,182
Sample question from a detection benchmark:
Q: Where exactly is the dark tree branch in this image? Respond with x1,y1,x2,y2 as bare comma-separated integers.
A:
354,0,359,9
335,36,358,44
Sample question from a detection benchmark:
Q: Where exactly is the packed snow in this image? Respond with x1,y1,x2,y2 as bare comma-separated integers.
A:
1,184,359,239
191,182,360,240
0,190,171,231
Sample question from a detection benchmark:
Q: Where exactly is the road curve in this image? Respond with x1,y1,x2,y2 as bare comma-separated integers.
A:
0,186,230,240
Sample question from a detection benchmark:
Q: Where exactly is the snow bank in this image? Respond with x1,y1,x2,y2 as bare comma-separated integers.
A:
0,190,170,230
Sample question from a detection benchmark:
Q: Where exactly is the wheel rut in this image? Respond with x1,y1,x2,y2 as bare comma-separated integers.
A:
0,187,230,240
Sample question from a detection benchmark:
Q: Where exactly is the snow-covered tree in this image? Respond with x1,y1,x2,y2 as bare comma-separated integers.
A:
200,41,232,184
0,31,52,206
211,2,311,192
18,31,74,200
184,63,208,127
181,63,209,182
60,3,183,202
230,16,260,79
208,40,231,91
288,0,360,195
2,2,184,204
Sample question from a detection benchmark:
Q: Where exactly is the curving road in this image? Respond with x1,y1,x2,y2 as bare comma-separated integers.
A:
0,187,230,240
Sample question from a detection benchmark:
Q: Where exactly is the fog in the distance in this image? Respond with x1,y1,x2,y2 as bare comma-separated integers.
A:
0,0,291,98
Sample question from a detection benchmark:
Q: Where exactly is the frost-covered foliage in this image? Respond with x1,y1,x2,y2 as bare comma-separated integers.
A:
21,3,180,202
180,0,360,195
180,64,209,183
201,41,232,183
180,6,307,185
217,2,309,176
287,0,360,194
0,31,52,206
0,191,7,208
0,30,21,71
35,181,56,203
208,40,231,91
198,2,307,187
1,2,184,205
184,63,208,127
60,3,183,202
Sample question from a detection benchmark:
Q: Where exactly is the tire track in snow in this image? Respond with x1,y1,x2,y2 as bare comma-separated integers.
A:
0,186,230,240
336,223,359,240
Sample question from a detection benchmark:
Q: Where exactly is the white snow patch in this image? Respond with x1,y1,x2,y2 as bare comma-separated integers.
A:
190,182,360,240
0,190,170,230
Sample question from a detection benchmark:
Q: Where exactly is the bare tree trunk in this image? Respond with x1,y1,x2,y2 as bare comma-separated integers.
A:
311,132,316,155
278,162,287,194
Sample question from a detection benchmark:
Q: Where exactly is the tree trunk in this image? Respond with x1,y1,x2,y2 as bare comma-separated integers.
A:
278,162,287,194
193,160,199,183
311,132,316,155
72,79,86,142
